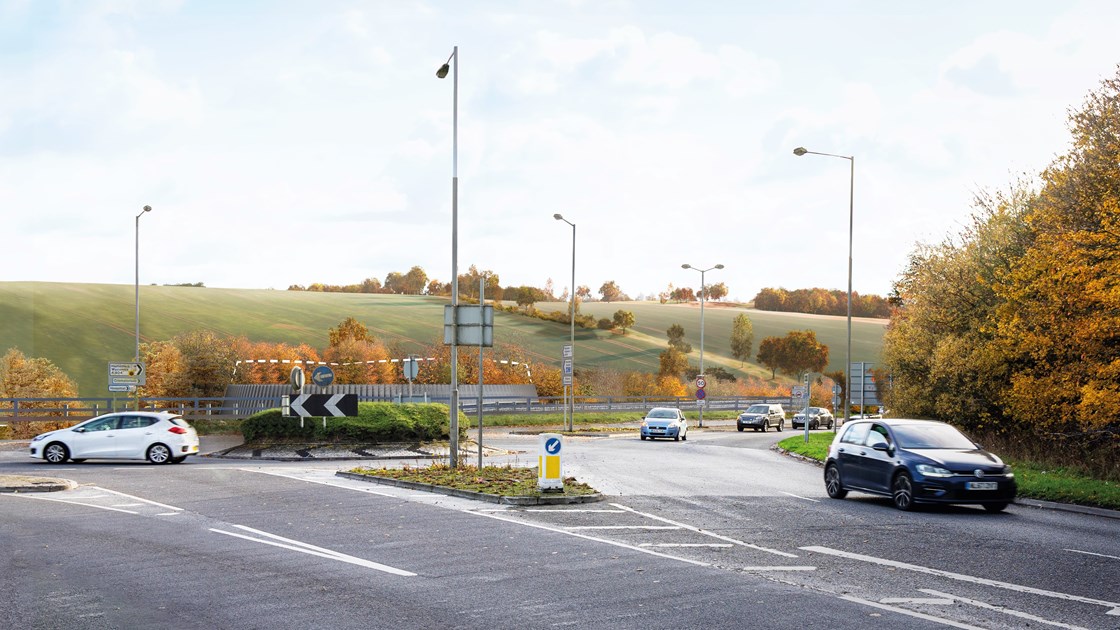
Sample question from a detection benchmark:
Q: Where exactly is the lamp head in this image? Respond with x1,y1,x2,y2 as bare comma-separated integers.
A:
715,264,724,269
681,264,691,270
553,213,564,221
436,64,450,79
793,147,808,156
142,205,151,213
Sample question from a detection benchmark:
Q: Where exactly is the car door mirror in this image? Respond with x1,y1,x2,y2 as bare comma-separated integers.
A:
871,442,890,453
73,427,86,433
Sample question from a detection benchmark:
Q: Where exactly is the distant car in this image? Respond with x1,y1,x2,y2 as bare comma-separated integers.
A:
792,407,835,430
30,411,200,465
823,418,1016,512
736,404,785,432
640,407,688,441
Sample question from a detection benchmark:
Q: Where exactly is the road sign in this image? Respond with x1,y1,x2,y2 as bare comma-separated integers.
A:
290,366,305,391
311,365,335,387
287,393,358,418
109,385,136,393
108,362,146,387
563,345,573,358
562,374,572,386
563,359,573,376
792,385,807,399
696,388,707,400
695,377,707,389
402,355,420,381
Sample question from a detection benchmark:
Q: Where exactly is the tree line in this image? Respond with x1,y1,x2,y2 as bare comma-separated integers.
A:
882,67,1120,445
752,287,890,318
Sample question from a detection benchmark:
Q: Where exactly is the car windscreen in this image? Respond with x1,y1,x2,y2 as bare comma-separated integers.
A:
646,409,677,419
745,405,768,414
892,424,976,449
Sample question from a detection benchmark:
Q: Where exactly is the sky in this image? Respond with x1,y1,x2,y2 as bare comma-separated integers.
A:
4,1,1120,302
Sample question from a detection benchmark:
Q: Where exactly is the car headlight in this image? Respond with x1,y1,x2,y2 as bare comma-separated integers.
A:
31,434,47,442
641,421,649,428
916,464,953,477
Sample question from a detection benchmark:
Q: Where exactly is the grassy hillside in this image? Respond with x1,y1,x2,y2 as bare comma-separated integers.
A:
0,282,886,396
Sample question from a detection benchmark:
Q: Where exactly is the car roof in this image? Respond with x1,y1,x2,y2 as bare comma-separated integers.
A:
647,407,680,412
848,418,945,427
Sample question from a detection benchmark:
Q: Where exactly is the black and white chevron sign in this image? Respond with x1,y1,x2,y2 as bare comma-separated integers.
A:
288,393,358,418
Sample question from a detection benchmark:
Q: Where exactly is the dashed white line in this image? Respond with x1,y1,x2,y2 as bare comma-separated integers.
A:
779,491,820,503
565,525,681,531
640,543,733,548
610,503,798,558
1065,548,1120,561
802,546,1120,616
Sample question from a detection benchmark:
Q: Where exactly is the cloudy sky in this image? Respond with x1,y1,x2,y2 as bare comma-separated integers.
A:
4,0,1119,301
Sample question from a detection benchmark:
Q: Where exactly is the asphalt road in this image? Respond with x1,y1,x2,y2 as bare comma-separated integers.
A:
2,428,1117,630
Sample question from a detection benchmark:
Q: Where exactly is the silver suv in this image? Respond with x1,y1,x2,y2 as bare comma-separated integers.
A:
737,404,786,432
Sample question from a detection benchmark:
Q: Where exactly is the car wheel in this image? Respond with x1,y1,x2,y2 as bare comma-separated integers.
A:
171,456,187,464
674,433,680,441
983,502,1008,513
760,423,767,433
810,420,819,430
892,471,916,511
146,443,172,465
737,426,744,432
777,420,783,432
43,442,69,464
825,464,847,499
640,435,647,440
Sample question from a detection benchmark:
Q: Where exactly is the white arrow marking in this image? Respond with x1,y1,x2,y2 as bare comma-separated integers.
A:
290,394,310,417
802,546,1120,616
323,394,346,417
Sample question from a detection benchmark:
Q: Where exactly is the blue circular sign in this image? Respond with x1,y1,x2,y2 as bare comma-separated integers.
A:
545,437,561,454
311,365,335,387
696,388,707,400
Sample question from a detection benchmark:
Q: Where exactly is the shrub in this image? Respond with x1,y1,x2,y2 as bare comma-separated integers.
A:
597,318,613,330
241,402,467,443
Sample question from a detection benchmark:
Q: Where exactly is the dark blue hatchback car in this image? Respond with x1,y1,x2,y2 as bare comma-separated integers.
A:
824,418,1016,512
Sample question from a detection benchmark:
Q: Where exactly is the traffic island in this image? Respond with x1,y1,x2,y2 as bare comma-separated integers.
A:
336,465,604,506
0,475,78,493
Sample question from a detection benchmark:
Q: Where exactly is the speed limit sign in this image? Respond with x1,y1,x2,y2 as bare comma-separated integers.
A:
695,377,707,389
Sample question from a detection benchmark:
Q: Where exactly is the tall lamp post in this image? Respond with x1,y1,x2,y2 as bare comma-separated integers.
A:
437,47,461,466
681,263,723,428
135,205,151,411
554,214,576,432
793,146,854,428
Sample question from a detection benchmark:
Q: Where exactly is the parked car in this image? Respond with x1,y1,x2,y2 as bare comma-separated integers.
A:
736,404,785,432
792,407,835,430
29,411,200,465
823,418,1016,512
640,407,688,441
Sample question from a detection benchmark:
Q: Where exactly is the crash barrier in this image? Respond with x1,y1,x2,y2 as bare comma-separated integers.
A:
2,394,798,421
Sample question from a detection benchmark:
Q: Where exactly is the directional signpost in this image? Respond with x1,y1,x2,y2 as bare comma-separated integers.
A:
287,393,358,419
108,361,145,393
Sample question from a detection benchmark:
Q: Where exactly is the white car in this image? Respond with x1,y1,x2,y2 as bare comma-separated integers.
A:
30,411,200,465
639,407,688,441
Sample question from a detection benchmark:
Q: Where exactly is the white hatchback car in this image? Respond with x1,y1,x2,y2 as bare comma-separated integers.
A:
30,411,200,465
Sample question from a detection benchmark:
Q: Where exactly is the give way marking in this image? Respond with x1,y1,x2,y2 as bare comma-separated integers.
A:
802,545,1120,617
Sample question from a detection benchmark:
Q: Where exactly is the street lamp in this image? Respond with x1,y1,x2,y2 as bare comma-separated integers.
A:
135,204,151,411
438,46,461,467
554,213,576,432
681,263,723,428
793,146,854,429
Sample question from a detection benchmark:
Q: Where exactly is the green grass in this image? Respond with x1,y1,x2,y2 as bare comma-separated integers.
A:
0,282,887,396
775,434,1120,511
347,463,599,497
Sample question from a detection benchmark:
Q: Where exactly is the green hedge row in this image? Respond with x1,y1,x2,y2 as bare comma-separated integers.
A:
241,402,468,442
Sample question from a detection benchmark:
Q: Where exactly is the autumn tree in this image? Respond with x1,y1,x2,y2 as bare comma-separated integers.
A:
658,347,689,379
599,280,622,302
142,330,240,398
706,282,729,301
0,348,78,409
730,314,754,366
756,337,782,379
360,277,382,293
383,271,406,293
329,317,372,347
666,324,692,354
403,266,428,295
612,310,636,335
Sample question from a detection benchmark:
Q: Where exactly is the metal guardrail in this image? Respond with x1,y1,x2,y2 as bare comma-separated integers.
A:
1,395,801,420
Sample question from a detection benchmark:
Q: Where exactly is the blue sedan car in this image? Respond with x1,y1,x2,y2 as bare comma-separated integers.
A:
639,407,688,441
824,418,1016,512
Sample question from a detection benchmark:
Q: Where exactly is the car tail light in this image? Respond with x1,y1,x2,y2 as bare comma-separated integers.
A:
168,426,188,435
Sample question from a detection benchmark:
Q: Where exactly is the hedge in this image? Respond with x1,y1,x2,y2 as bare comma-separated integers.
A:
241,402,468,443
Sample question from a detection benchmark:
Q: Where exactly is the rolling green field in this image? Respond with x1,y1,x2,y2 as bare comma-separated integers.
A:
0,282,887,396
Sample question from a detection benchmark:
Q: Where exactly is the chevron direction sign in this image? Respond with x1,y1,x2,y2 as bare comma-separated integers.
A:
288,393,358,418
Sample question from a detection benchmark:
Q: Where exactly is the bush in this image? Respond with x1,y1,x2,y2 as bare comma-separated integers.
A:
241,402,467,443
597,318,613,330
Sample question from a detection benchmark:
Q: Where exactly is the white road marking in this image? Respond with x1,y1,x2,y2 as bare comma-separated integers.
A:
565,525,681,531
1065,549,1120,561
7,493,139,514
739,566,817,571
779,491,820,503
157,512,180,516
640,543,734,548
209,524,415,576
921,589,1090,630
523,509,627,513
93,487,183,512
611,503,798,558
802,546,1120,616
239,468,397,497
839,594,985,629
881,597,955,605
112,503,145,507
466,510,710,567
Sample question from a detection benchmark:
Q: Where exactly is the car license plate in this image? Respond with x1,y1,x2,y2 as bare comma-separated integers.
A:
967,481,998,490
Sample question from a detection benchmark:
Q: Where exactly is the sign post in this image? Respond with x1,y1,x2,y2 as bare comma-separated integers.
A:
538,433,563,492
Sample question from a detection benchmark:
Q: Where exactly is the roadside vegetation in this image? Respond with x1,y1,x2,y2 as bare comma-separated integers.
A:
776,433,1120,511
348,463,599,497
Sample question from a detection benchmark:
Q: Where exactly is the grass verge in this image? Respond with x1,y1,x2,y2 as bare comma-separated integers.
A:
348,463,598,497
776,433,1120,511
